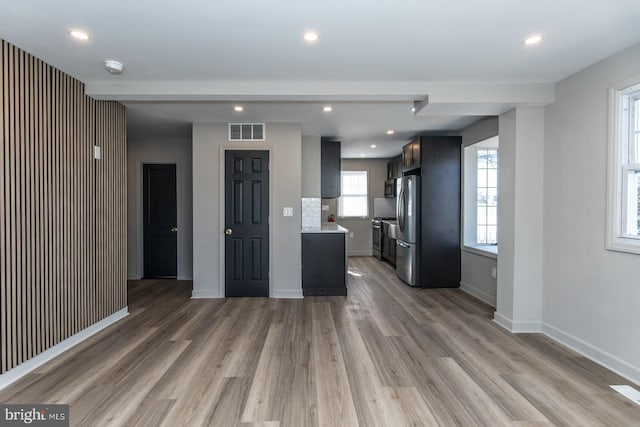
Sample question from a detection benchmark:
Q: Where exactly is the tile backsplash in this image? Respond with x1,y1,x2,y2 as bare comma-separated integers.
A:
301,197,321,228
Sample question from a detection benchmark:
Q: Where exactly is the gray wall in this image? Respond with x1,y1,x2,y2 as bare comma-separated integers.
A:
192,123,302,298
543,41,640,383
325,158,389,256
459,117,499,306
302,135,321,197
127,134,193,280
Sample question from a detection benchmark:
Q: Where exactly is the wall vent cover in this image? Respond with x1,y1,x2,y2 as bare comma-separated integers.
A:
228,123,265,141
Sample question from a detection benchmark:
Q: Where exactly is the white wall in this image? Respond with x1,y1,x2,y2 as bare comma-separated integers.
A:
127,135,193,280
192,123,302,298
543,41,640,384
459,117,499,306
495,107,545,331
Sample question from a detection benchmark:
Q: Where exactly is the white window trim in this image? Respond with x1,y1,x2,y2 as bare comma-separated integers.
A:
461,136,499,256
462,244,498,259
338,170,369,219
606,74,640,254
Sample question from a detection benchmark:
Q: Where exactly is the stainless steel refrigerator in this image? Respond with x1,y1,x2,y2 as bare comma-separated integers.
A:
396,175,420,286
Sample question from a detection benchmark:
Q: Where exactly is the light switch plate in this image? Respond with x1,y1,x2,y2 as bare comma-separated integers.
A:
283,207,294,217
322,205,329,211
94,145,101,160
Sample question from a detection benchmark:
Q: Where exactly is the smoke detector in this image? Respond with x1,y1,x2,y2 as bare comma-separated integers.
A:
104,60,124,75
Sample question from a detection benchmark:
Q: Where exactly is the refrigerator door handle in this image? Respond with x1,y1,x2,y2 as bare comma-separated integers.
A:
398,188,405,232
398,241,410,248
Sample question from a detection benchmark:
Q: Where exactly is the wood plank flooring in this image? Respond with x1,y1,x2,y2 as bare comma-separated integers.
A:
1,256,639,426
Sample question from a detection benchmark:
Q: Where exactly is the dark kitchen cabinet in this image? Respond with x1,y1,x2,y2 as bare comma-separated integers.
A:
381,224,396,266
321,140,341,198
419,135,461,288
387,155,403,179
402,138,421,171
394,156,403,178
302,232,347,296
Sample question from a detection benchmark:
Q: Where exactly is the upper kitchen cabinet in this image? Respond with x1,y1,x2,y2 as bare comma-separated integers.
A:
321,139,341,198
387,155,403,179
402,138,421,172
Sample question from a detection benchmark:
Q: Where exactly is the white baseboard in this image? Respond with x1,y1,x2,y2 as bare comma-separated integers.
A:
493,311,542,333
271,289,304,299
191,290,222,299
542,322,640,387
0,308,129,391
460,281,496,307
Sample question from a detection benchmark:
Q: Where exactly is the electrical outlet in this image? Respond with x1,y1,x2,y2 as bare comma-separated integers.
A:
349,232,354,238
491,267,497,279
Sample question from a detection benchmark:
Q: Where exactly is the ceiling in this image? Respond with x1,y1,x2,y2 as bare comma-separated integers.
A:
1,0,639,157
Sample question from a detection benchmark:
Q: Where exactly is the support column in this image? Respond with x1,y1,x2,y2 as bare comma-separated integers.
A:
494,107,545,332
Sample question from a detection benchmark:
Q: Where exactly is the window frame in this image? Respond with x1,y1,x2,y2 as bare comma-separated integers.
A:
606,75,640,254
462,136,499,258
338,170,369,219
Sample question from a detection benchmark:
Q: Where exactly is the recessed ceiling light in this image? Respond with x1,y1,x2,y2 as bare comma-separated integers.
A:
69,30,90,41
304,32,319,42
523,34,543,46
410,107,416,112
234,105,244,112
370,145,377,148
386,130,395,135
323,106,332,112
360,153,366,157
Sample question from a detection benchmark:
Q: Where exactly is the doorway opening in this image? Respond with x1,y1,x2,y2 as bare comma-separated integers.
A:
143,163,178,278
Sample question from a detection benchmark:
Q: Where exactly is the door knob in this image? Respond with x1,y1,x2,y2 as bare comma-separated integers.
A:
224,228,233,236
171,226,178,232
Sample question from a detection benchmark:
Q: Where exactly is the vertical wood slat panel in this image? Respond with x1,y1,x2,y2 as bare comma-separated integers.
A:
0,39,126,374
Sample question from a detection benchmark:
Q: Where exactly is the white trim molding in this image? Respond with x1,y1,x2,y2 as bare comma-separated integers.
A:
606,75,640,255
542,322,640,387
493,312,542,333
0,308,129,391
460,281,496,307
271,289,304,299
191,290,223,299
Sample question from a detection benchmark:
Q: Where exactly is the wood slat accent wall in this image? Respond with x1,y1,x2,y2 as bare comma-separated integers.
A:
0,39,126,374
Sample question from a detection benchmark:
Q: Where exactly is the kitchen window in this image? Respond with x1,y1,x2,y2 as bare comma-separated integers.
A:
607,78,640,254
463,136,499,256
338,170,368,218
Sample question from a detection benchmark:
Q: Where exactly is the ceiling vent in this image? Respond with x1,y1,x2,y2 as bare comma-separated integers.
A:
228,123,265,141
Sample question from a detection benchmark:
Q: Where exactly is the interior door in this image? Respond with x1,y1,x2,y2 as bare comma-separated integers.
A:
224,150,269,297
143,164,178,278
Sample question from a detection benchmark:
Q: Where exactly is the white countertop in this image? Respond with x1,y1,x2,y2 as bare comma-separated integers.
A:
301,222,349,234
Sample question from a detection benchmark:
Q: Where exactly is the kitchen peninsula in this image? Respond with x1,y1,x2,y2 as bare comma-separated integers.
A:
301,223,349,296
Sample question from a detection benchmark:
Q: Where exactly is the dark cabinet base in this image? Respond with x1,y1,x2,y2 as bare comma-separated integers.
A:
303,287,347,296
302,233,347,296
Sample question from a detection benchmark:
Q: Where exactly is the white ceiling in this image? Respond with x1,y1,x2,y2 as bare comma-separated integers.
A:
1,0,639,157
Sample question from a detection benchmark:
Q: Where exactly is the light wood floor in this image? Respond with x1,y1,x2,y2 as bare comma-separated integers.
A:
1,257,639,426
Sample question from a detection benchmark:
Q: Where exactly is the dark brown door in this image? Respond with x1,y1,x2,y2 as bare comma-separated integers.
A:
225,150,269,297
143,164,178,278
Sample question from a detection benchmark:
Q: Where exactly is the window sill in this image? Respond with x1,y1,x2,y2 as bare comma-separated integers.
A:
606,237,640,255
462,245,498,259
